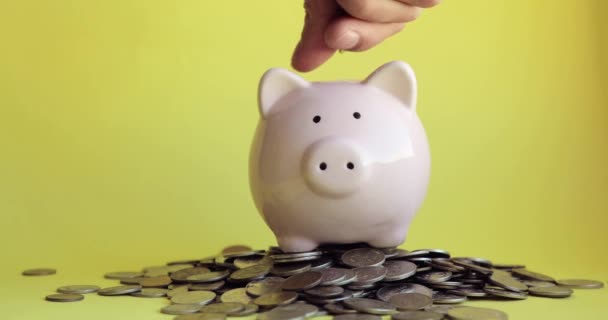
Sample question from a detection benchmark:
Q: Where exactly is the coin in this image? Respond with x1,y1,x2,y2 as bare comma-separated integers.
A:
174,313,226,320
447,288,488,297
22,268,56,276
528,285,573,298
352,266,387,285
384,261,418,281
45,293,84,302
139,275,172,288
343,297,397,315
131,288,168,298
333,268,358,286
144,264,192,277
231,303,259,316
98,285,142,296
511,268,555,282
324,303,358,314
160,304,202,315
282,271,323,291
271,261,312,277
522,280,555,288
447,306,508,320
199,302,245,315
488,273,528,292
483,287,527,300
318,268,347,286
556,279,604,289
450,260,492,275
57,285,100,294
334,315,382,320
310,256,334,270
170,267,212,282
377,283,433,302
258,303,318,320
187,270,230,283
168,285,189,298
416,271,452,284
104,271,142,280
171,290,216,305
305,285,344,297
246,277,285,296
342,248,386,268
220,288,252,304
234,256,270,269
253,291,299,307
222,245,252,255
431,292,467,304
389,293,433,311
190,281,225,291
229,263,270,282
391,310,444,320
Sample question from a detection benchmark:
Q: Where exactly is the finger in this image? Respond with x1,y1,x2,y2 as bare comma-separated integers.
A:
292,0,339,72
325,17,405,51
336,0,422,23
397,0,442,8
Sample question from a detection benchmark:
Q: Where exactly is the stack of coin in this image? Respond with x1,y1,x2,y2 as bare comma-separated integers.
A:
32,243,604,319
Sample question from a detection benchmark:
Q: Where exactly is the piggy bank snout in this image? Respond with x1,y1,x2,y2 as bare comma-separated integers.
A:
302,138,370,198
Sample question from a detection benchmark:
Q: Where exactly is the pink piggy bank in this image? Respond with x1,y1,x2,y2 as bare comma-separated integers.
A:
249,61,430,253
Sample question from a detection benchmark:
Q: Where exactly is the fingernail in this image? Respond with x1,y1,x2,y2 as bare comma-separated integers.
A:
333,30,360,50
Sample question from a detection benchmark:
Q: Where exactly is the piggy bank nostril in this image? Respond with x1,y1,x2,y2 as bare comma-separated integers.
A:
319,162,327,171
346,162,355,170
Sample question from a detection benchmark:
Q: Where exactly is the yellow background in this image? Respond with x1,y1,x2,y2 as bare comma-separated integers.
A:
1,0,606,319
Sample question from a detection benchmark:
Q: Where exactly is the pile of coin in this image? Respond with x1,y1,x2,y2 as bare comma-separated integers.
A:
27,244,604,320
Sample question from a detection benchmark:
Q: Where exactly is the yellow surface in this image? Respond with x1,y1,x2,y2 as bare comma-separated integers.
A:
1,0,607,319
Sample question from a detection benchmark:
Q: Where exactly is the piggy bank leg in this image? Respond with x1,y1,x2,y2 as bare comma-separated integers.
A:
367,229,407,249
277,236,319,253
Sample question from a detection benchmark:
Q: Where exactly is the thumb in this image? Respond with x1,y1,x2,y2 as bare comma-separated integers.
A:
292,0,339,72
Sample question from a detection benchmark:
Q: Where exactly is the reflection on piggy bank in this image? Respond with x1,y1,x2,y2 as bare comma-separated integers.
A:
249,61,430,253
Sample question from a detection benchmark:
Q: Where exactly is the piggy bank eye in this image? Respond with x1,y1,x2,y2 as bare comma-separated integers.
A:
313,115,321,123
353,112,361,119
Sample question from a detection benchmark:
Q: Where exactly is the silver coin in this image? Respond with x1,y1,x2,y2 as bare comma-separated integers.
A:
98,285,142,296
483,287,528,300
383,261,417,282
139,275,172,288
234,256,271,269
416,271,452,284
352,266,387,285
488,273,527,292
282,271,323,291
447,306,508,320
343,297,397,315
229,263,270,282
323,303,358,314
342,248,386,268
45,293,84,302
389,293,433,311
334,315,382,320
104,271,142,280
493,263,526,270
171,290,216,305
447,288,488,297
57,285,100,294
253,291,299,307
23,268,57,276
187,270,231,283
333,268,358,286
167,285,189,298
417,249,451,258
432,292,467,304
424,305,457,314
222,245,253,255
391,310,444,320
229,303,259,317
510,268,555,282
174,313,227,320
522,280,556,288
303,289,353,304
450,260,492,275
270,251,322,260
190,280,225,291
246,277,285,296
310,256,335,270
220,288,252,304
528,285,573,298
199,302,245,315
318,268,347,286
271,262,312,277
170,267,212,282
160,304,202,315
377,284,432,302
131,288,168,298
260,303,319,319
304,285,344,297
556,279,604,289
144,264,192,277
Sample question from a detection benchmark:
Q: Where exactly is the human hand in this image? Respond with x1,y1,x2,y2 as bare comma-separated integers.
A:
291,0,441,72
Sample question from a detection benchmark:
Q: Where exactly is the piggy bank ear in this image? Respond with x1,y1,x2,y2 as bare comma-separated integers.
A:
363,61,417,111
258,68,310,118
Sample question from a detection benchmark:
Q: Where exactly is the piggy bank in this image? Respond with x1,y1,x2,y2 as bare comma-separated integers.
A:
249,61,430,253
